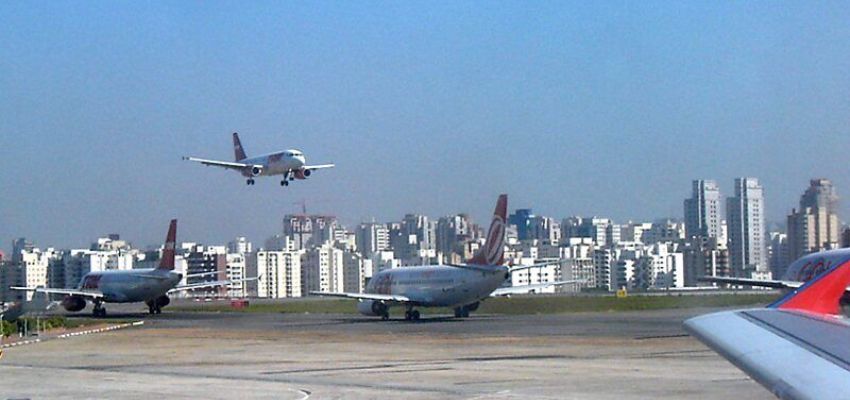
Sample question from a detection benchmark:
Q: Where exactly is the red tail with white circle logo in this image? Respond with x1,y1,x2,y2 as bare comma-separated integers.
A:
467,194,507,266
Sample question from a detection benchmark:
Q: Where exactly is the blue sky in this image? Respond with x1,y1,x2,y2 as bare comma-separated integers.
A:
1,1,849,250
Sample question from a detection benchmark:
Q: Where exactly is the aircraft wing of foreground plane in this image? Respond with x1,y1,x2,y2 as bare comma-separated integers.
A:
684,251,850,400
184,132,334,187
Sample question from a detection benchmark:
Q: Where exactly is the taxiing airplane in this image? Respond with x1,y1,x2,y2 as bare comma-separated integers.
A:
311,194,578,321
183,132,334,186
685,248,850,399
11,220,238,317
700,248,850,291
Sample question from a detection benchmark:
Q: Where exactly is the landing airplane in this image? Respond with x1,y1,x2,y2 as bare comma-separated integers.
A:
685,248,850,399
11,220,238,317
311,194,578,321
183,132,334,186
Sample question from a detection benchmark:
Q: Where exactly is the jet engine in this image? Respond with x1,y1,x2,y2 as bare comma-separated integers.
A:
357,300,388,316
61,295,87,312
243,165,263,177
293,168,311,180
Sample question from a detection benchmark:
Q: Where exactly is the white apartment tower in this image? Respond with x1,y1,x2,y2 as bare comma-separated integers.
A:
256,250,303,298
684,180,721,239
726,177,768,276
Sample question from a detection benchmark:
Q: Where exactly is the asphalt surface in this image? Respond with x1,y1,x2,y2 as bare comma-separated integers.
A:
0,306,774,399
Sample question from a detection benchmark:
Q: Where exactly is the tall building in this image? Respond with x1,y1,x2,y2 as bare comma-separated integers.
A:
11,238,33,263
256,250,303,298
227,237,253,254
787,179,840,263
561,217,619,247
302,244,345,294
184,245,227,297
684,180,721,239
726,177,768,277
283,214,338,250
355,222,389,258
508,209,535,241
768,232,790,279
435,214,474,259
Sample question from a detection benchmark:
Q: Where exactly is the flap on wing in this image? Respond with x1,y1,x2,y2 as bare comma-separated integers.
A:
308,291,410,303
490,280,580,297
10,286,105,299
303,163,335,170
698,276,801,289
183,157,248,170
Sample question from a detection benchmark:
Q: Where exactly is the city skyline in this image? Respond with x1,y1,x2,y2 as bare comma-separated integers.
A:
3,2,850,251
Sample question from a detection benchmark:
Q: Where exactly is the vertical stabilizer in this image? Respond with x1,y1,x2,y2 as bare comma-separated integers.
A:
233,132,247,161
467,194,507,266
157,219,177,270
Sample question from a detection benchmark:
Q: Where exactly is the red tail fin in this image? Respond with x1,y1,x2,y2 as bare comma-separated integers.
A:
158,219,177,270
467,194,507,266
770,255,850,315
233,132,247,161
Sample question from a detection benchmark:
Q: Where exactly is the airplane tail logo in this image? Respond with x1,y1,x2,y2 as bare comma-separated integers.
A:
233,132,247,161
158,219,177,270
468,194,507,266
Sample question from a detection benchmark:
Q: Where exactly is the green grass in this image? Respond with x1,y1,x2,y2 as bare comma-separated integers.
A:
171,293,780,315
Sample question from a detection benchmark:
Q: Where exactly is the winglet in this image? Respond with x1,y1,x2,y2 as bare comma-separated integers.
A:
158,219,177,270
769,258,850,315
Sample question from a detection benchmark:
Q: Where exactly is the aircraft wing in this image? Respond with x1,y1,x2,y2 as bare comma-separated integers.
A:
684,258,850,399
304,163,335,170
168,278,255,294
490,280,581,297
508,260,563,273
309,291,411,303
182,156,249,171
9,286,105,299
698,276,803,289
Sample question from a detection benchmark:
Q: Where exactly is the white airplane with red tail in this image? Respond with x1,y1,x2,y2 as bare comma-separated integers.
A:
183,132,334,187
312,194,578,321
11,220,242,317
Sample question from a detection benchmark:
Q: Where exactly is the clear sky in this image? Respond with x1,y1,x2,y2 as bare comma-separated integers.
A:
1,1,849,251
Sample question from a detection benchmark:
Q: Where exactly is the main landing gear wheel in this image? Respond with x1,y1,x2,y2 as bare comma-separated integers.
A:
246,179,255,185
381,312,390,321
453,307,470,318
93,303,107,317
280,180,289,186
404,310,421,321
148,305,162,315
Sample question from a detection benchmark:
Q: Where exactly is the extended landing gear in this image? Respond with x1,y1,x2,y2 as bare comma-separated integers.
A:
381,312,390,321
92,301,107,317
453,306,470,318
280,180,289,186
246,178,255,185
404,307,420,321
148,304,162,315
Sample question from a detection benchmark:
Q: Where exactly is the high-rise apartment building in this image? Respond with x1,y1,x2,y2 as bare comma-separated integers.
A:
684,180,721,239
787,179,840,263
726,178,767,276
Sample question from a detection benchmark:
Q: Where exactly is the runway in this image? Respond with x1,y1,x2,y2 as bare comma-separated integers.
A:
0,307,773,399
